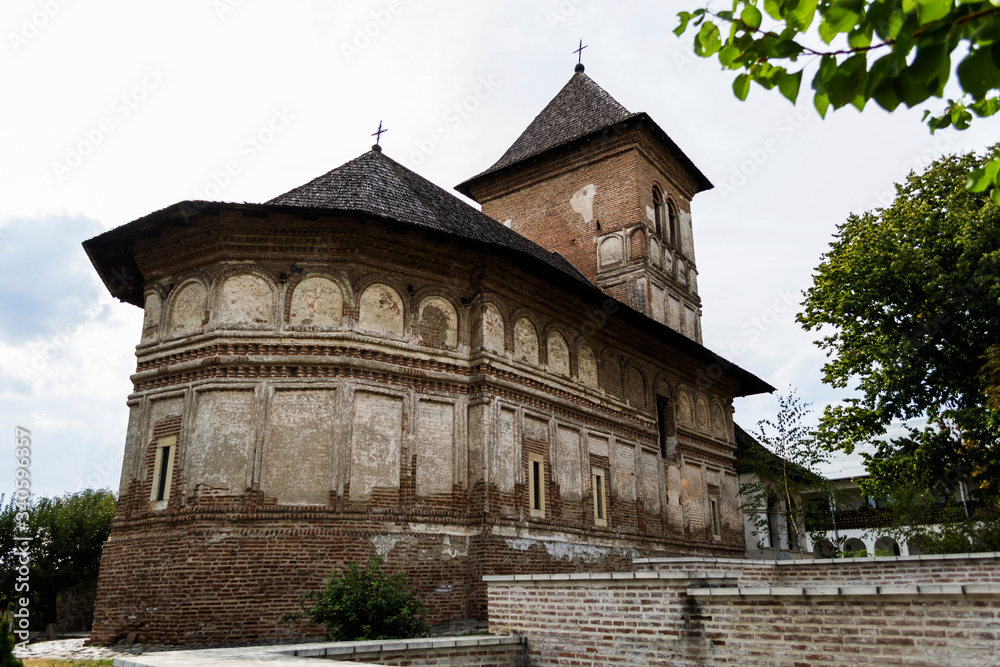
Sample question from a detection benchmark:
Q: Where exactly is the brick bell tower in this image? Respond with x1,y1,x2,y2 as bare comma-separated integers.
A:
457,63,712,343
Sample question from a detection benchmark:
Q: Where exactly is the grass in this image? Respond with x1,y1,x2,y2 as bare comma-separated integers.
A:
23,660,116,666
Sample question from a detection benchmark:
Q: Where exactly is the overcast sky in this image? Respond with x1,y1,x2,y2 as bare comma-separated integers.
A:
1,1,995,496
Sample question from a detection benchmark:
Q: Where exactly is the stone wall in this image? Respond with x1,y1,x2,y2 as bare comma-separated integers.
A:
486,554,1000,666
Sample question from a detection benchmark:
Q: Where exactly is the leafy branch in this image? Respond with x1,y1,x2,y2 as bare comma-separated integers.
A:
676,1,1000,201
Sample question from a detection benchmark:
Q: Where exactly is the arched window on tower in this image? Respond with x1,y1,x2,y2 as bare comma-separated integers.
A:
652,186,665,238
667,200,679,249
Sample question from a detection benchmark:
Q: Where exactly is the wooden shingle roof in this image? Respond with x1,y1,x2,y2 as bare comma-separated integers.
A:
456,70,712,197
267,148,590,284
482,71,637,175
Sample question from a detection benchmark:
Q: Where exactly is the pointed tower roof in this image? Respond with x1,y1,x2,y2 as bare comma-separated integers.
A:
484,71,637,174
457,69,711,196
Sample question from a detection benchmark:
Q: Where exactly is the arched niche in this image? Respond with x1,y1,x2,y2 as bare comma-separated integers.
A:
141,292,162,343
482,303,505,353
418,296,458,348
546,332,570,376
627,366,646,409
711,403,727,439
217,273,275,327
649,237,661,267
598,235,623,267
358,283,404,337
289,276,343,328
695,395,710,432
677,388,694,427
577,345,598,388
168,281,208,336
513,317,539,366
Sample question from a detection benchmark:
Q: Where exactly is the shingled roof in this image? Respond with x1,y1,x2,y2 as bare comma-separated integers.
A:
267,148,589,283
456,68,711,196
482,71,637,175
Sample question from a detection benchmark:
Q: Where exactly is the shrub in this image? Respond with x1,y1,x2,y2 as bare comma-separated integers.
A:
0,611,25,667
288,556,426,641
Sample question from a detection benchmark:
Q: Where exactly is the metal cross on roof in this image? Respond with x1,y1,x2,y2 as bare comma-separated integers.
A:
574,39,588,73
371,120,388,150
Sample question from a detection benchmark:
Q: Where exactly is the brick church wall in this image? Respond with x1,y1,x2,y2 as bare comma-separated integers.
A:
87,214,752,645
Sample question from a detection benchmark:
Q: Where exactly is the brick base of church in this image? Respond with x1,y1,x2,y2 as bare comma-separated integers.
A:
88,513,739,645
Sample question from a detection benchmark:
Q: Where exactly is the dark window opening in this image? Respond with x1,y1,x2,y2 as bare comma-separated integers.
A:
656,395,675,458
155,445,171,501
532,460,541,511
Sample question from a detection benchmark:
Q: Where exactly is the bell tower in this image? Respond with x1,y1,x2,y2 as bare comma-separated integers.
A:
457,66,712,343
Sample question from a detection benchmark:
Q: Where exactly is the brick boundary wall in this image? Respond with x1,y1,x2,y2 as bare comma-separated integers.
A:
112,635,526,666
486,554,1000,666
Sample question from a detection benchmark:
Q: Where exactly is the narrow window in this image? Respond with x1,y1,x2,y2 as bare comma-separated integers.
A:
652,187,664,237
150,436,176,507
592,469,608,526
528,453,546,517
667,201,679,248
710,498,721,536
656,395,675,458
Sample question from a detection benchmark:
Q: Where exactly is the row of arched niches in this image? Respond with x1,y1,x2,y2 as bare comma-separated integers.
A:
140,270,731,442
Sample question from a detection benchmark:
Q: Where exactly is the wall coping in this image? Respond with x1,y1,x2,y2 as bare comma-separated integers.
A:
687,582,1000,598
113,635,524,667
633,551,1000,567
483,570,740,583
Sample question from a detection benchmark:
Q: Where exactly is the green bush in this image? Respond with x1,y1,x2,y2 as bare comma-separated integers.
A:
288,556,426,641
0,611,25,667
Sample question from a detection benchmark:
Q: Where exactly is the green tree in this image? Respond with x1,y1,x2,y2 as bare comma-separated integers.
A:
676,1,1000,199
287,556,426,641
739,389,834,551
0,489,117,630
858,425,1000,553
798,147,1000,513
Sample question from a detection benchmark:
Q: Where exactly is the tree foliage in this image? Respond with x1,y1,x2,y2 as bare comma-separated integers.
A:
858,426,1000,553
0,489,117,629
676,1,1000,200
740,389,834,551
798,147,1000,506
287,556,426,642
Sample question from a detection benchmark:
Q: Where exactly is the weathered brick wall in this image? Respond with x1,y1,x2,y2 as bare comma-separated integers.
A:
91,516,656,645
487,555,1000,666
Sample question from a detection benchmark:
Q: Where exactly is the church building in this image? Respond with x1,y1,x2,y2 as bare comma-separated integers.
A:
84,64,772,645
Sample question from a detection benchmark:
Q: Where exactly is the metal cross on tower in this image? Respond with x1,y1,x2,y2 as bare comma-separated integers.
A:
371,120,388,150
574,39,588,72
